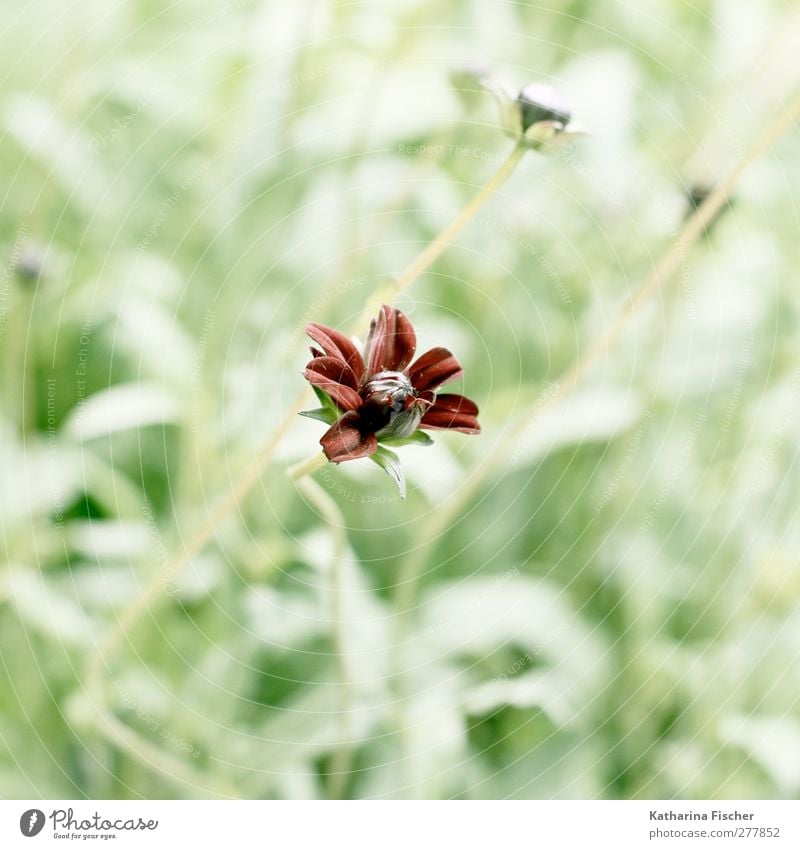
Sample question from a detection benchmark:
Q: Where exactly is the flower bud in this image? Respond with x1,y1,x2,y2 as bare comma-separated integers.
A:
362,371,414,410
361,371,428,439
467,68,583,153
517,83,571,132
14,242,45,285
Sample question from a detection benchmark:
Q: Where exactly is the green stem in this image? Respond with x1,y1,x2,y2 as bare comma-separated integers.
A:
355,142,527,335
392,86,800,645
22,288,38,434
81,142,528,789
5,282,38,433
295,474,353,799
390,92,800,794
84,677,239,798
104,140,527,628
287,450,329,480
83,396,306,779
290,152,529,794
333,126,458,293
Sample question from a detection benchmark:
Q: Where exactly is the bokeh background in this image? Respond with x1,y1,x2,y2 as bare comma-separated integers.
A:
2,0,800,800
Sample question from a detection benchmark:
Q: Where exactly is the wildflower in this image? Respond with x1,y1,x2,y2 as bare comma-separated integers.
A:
460,66,583,152
301,305,480,487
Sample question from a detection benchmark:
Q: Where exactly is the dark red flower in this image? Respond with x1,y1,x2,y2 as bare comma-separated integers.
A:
303,305,481,463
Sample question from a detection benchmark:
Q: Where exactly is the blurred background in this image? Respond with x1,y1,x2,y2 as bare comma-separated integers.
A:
2,0,800,800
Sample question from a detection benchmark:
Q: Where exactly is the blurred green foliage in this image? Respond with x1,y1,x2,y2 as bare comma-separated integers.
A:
2,0,800,800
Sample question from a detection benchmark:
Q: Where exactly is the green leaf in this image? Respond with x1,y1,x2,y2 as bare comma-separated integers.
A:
370,446,406,499
303,385,343,425
380,429,434,448
299,407,338,425
311,384,342,415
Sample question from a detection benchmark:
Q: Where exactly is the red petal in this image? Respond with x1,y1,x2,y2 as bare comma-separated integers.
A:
420,393,481,433
320,412,378,462
428,393,479,415
306,323,365,382
304,357,362,411
407,347,464,391
365,304,417,374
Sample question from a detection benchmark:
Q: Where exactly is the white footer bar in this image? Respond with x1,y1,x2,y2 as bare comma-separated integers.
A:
2,800,798,848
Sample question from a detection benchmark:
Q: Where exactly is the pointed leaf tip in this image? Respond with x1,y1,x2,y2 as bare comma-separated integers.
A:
299,407,339,424
370,446,406,499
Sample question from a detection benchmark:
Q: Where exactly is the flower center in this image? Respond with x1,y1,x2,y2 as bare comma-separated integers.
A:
362,371,414,411
359,371,423,438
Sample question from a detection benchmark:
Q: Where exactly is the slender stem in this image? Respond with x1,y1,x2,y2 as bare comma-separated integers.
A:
84,678,239,798
287,450,328,480
393,87,800,619
388,87,800,796
82,141,528,784
83,447,330,794
334,127,458,291
355,143,527,335
295,475,353,799
84,391,307,756
96,140,527,658
308,149,528,779
21,286,38,434
5,282,38,433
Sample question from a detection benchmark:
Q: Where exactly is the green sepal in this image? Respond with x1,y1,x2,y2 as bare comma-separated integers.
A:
370,446,406,499
300,386,344,426
299,407,338,425
311,384,342,413
379,429,434,448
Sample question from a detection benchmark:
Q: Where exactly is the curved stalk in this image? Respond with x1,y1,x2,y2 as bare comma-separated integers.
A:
82,398,306,789
291,457,355,798
89,141,528,685
288,450,329,480
86,391,307,689
392,89,800,625
354,143,527,334
82,141,529,788
84,678,239,798
295,474,353,799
